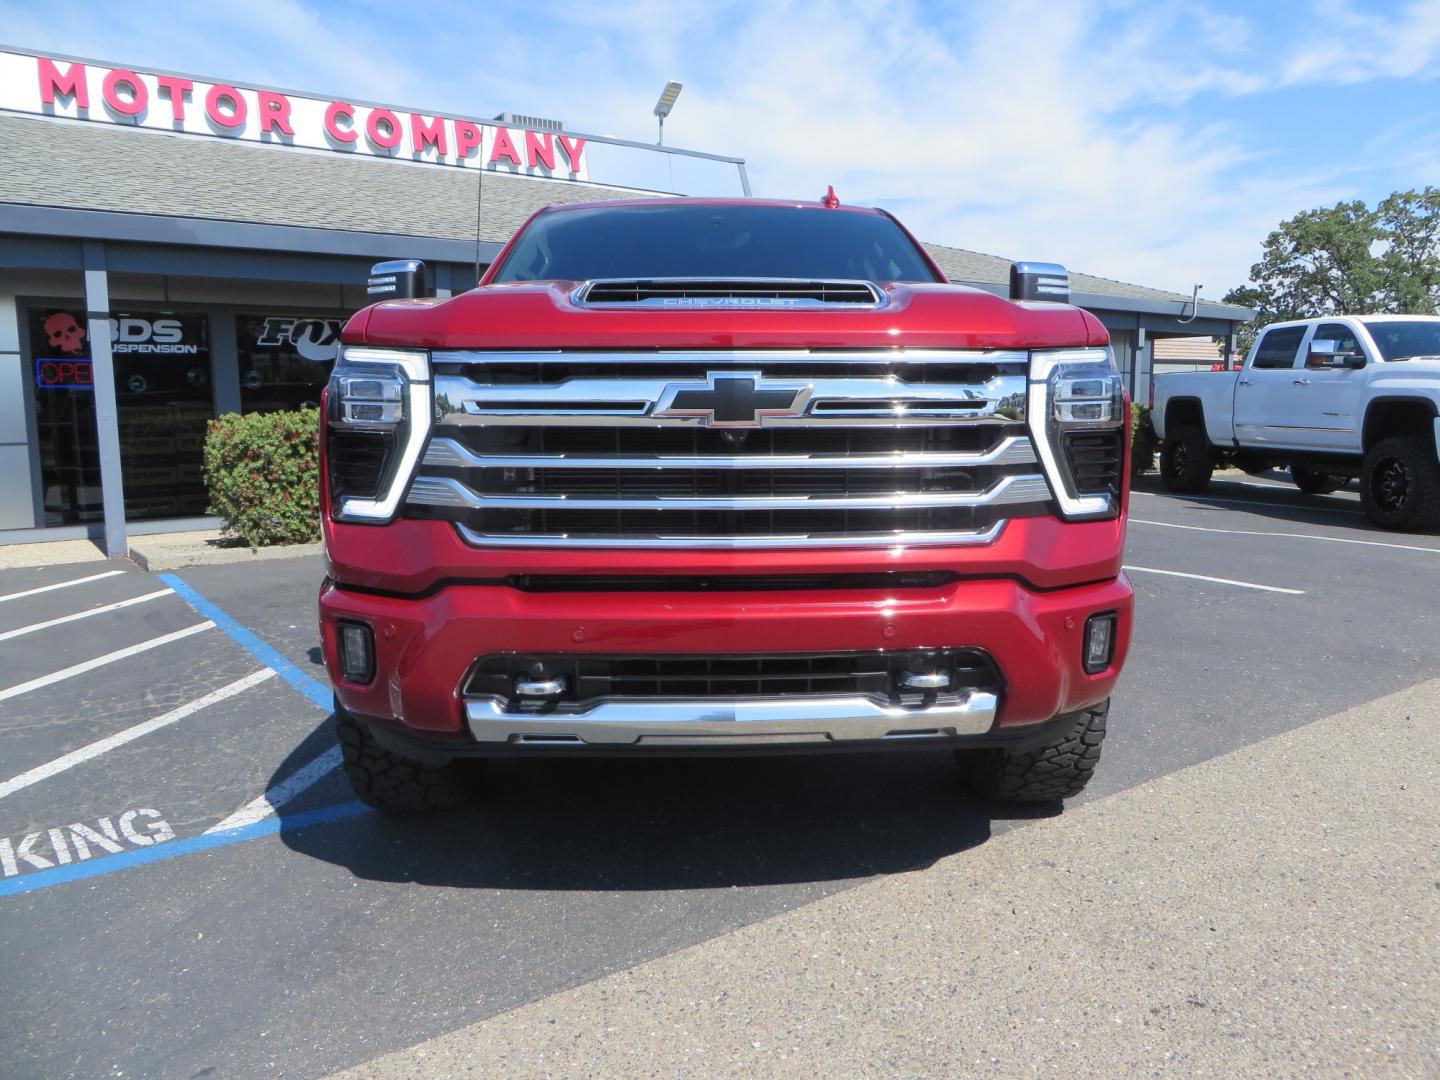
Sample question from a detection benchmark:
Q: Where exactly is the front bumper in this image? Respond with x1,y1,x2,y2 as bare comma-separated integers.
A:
319,572,1133,754
463,690,999,748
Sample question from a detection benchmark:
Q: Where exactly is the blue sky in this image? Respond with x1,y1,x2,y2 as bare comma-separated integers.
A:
3,0,1439,297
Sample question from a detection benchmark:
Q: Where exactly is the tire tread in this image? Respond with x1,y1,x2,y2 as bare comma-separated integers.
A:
958,701,1108,803
336,708,471,813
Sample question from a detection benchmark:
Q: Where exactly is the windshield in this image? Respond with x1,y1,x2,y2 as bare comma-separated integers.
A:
490,203,942,284
1362,320,1440,361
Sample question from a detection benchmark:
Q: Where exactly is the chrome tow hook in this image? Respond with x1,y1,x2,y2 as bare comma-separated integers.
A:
515,676,568,699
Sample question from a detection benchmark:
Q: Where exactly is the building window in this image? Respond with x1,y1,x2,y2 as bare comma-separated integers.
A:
29,307,213,525
235,313,345,413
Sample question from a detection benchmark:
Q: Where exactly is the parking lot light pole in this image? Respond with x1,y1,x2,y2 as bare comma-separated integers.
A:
653,81,683,146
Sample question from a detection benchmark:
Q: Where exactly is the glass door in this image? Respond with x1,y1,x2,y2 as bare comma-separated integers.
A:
29,307,214,523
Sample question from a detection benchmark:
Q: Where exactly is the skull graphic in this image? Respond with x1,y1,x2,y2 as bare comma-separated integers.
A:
44,312,86,355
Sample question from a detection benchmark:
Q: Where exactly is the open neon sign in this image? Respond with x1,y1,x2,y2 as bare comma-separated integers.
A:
36,358,94,388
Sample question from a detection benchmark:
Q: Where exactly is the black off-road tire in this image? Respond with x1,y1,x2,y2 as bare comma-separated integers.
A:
1159,425,1214,493
1360,435,1440,532
956,700,1108,803
336,705,474,813
1291,464,1344,495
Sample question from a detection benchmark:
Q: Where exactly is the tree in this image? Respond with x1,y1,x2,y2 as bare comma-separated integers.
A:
1222,187,1440,354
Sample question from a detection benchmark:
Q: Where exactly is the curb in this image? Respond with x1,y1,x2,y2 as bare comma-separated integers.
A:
127,539,324,572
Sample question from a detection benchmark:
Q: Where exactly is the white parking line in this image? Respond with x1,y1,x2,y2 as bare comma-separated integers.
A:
1124,565,1306,595
0,589,174,643
0,621,215,702
1131,518,1440,554
0,670,276,801
1133,490,1365,515
205,744,344,833
0,570,127,603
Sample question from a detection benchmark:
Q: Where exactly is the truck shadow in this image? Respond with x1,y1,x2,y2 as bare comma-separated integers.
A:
273,716,1056,891
1131,475,1420,534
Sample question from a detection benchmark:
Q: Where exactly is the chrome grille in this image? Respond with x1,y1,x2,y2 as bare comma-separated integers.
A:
409,349,1051,547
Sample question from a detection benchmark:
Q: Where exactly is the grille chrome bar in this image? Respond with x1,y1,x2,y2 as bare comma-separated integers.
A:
455,521,1007,549
437,374,1027,428
421,434,1038,471
409,473,1051,512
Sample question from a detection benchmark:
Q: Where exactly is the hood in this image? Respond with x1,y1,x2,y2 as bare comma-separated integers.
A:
343,281,1109,352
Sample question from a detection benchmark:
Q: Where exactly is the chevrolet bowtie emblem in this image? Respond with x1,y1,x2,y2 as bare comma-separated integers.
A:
654,372,813,428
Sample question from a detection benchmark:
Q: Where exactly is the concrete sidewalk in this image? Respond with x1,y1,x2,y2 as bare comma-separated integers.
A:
333,680,1440,1079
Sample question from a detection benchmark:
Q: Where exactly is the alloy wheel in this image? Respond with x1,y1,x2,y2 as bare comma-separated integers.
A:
1371,457,1409,514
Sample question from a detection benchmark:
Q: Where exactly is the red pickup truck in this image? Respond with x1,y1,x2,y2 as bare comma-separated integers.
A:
318,197,1132,812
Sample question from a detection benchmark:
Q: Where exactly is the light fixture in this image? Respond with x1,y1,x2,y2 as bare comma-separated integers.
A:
1083,612,1117,674
653,80,683,145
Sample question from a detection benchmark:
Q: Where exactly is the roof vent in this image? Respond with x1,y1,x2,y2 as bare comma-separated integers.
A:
493,112,565,132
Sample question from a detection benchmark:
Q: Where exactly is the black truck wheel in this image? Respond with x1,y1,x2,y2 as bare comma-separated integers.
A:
1360,436,1440,532
955,700,1108,803
336,704,474,813
1159,425,1214,493
1291,464,1344,495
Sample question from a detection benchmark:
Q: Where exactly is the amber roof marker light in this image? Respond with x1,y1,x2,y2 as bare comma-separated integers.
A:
653,81,683,146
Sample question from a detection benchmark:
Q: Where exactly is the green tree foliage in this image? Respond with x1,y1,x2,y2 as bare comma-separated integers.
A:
203,408,321,547
1223,187,1440,353
1130,403,1157,476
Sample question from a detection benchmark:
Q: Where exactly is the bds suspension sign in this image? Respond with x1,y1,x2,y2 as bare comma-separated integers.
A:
0,48,589,180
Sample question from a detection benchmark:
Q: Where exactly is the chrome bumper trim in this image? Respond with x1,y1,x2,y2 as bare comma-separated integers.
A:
463,691,999,746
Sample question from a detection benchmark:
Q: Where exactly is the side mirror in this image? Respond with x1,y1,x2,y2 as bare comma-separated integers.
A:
1009,261,1070,304
367,259,429,301
1307,339,1364,369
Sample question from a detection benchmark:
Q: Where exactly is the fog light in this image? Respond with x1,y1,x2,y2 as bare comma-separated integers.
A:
1083,612,1116,674
338,621,375,683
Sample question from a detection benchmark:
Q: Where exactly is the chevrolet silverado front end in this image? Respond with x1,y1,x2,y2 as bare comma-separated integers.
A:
318,197,1133,811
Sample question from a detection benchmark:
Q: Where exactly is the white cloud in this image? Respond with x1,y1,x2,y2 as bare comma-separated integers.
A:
1282,0,1440,85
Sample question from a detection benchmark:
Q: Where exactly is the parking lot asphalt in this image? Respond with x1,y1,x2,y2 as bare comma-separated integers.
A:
1,472,1437,1079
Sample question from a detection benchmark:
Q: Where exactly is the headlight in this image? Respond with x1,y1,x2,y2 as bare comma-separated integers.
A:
1028,347,1125,519
326,346,431,523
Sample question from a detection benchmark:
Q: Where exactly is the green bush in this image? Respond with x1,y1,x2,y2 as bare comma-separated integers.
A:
203,408,321,546
1130,403,1158,476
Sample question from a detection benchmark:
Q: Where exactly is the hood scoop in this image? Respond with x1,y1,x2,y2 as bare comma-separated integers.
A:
575,278,884,310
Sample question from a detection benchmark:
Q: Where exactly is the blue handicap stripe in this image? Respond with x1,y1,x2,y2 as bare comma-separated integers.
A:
158,573,332,711
0,800,371,899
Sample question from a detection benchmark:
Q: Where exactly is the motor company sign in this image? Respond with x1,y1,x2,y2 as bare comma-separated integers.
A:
0,48,588,179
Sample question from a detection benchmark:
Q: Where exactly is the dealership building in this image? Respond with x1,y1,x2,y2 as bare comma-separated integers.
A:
0,46,1254,551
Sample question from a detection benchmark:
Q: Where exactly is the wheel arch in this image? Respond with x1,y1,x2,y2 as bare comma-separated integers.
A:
1163,396,1206,438
1363,396,1438,453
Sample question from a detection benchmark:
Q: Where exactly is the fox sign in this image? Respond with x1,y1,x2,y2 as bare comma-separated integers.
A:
0,48,588,179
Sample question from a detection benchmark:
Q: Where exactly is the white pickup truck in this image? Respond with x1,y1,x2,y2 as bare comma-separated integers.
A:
1152,315,1440,530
